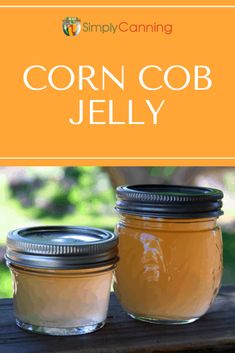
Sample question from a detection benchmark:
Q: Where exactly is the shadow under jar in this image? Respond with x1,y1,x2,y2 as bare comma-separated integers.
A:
6,226,118,336
114,185,223,325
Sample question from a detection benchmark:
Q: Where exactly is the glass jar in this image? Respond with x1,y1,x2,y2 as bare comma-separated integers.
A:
114,185,223,325
6,226,118,336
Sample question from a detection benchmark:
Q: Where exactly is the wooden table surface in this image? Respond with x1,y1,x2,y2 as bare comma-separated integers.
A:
0,285,235,353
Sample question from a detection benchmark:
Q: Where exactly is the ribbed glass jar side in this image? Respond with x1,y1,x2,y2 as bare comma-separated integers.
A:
9,264,114,335
114,214,222,324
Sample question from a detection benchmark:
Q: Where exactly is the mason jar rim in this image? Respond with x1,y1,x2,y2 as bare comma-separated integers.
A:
115,184,224,219
5,226,119,270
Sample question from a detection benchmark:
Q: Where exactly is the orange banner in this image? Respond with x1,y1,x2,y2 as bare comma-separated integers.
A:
0,3,235,165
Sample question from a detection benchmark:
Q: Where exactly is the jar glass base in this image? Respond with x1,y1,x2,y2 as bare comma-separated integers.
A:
128,313,199,325
16,318,105,336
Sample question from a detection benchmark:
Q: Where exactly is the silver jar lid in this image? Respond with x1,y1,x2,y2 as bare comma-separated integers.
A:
6,226,118,269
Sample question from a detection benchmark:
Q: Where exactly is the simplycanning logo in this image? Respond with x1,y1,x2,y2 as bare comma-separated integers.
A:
62,17,173,36
63,17,81,36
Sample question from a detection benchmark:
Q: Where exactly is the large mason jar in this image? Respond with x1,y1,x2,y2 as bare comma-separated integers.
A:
114,185,223,325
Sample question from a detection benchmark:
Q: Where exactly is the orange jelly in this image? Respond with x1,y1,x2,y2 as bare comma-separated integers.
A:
114,185,223,324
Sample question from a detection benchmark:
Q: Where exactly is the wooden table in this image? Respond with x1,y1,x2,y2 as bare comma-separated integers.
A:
0,285,235,353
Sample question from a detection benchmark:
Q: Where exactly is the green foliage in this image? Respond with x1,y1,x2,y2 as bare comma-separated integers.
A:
8,167,115,219
0,264,12,298
0,167,116,243
224,171,235,193
223,232,235,283
149,167,177,181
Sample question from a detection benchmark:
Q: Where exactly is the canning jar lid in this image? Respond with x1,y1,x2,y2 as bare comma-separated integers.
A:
6,226,118,269
116,184,223,219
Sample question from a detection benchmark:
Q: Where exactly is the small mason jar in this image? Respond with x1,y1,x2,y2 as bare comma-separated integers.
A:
114,185,223,325
6,226,118,336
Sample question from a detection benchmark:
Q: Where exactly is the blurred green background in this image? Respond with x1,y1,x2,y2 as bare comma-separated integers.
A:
0,166,234,298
